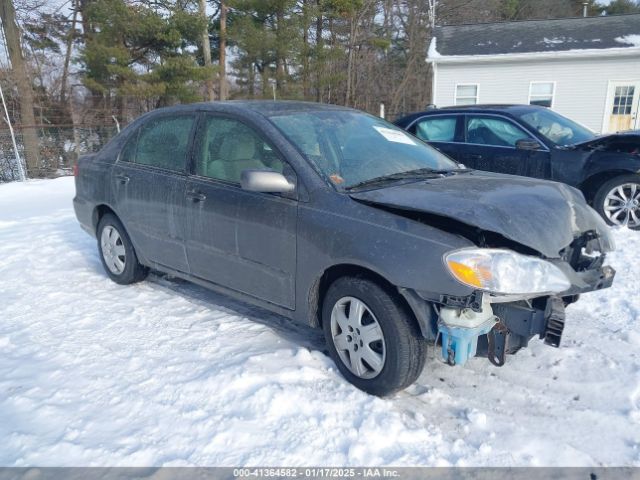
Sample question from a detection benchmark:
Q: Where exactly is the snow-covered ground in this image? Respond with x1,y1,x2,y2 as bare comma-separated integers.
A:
1,177,639,467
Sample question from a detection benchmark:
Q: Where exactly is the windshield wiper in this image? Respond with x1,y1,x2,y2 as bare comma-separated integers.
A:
344,167,469,191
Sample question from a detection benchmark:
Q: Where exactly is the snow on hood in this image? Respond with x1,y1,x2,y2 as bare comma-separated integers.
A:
349,172,614,259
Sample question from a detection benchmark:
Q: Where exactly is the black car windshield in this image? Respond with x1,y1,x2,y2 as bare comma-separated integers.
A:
516,108,596,147
268,110,460,189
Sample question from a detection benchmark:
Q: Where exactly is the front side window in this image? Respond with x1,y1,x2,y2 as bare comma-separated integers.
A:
415,116,458,142
466,116,533,147
455,84,478,105
133,115,195,171
195,116,285,183
529,82,555,107
268,110,459,189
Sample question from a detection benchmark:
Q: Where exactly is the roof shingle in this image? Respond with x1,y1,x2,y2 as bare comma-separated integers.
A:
431,13,640,57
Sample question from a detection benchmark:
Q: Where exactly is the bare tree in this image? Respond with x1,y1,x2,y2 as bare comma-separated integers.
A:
219,0,227,100
0,0,41,176
199,0,215,101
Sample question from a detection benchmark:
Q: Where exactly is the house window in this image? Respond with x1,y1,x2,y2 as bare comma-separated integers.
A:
529,82,555,107
455,84,478,105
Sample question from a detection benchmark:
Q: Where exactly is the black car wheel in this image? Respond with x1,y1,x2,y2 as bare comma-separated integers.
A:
97,213,149,284
594,175,640,230
322,276,427,396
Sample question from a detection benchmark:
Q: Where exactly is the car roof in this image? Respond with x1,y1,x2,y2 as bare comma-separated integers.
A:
146,100,354,118
394,104,540,126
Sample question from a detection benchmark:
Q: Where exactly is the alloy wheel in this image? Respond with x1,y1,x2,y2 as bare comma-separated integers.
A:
603,183,640,228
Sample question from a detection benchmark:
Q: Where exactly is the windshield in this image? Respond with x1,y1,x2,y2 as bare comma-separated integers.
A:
268,110,460,189
517,109,596,147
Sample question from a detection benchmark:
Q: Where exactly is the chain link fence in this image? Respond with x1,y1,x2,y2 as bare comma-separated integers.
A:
0,125,118,183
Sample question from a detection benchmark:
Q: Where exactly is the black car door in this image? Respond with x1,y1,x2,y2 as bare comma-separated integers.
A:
184,114,298,309
458,114,551,178
409,114,466,163
112,113,195,273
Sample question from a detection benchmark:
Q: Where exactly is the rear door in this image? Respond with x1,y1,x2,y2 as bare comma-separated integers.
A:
408,114,465,163
112,113,196,273
459,114,551,178
184,114,298,309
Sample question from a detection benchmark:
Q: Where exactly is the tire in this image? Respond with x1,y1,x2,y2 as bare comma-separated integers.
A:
322,276,427,396
97,213,148,284
593,174,640,230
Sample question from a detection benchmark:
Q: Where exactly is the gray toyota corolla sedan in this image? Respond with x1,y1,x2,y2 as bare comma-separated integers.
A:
74,101,615,396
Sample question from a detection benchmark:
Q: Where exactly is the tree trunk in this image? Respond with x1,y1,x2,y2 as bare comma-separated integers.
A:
0,0,41,177
275,7,285,94
301,0,310,99
219,0,227,100
60,1,78,104
199,0,215,101
314,0,322,102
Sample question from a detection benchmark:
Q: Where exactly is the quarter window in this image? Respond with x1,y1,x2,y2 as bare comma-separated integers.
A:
132,116,195,171
466,116,533,147
529,82,555,107
414,117,458,142
455,84,478,105
195,116,285,183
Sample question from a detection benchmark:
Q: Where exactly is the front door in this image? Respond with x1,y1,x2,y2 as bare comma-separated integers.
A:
605,81,640,133
458,114,551,178
184,114,298,309
113,114,196,273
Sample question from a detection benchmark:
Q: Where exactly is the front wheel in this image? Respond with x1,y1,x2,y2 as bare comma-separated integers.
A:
322,276,427,396
593,175,640,230
97,213,148,284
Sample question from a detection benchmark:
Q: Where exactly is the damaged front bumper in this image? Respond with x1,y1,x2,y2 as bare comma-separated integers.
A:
403,263,615,368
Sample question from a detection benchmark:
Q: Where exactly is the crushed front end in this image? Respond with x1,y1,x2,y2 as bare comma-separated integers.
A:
435,229,615,367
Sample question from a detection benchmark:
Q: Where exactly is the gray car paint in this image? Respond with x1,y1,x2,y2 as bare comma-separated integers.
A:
349,171,614,259
73,101,613,336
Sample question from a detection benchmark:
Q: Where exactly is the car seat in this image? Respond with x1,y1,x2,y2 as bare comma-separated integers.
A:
207,131,266,182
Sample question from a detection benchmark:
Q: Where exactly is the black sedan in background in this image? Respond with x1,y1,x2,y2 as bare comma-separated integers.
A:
395,105,640,229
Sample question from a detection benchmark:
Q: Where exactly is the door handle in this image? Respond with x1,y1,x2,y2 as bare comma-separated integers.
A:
468,154,483,160
115,173,130,184
186,190,207,203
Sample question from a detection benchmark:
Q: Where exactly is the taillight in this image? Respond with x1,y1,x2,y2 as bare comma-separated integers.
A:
73,163,79,177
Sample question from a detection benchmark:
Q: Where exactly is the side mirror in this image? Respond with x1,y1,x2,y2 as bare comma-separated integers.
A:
516,138,543,151
240,169,295,193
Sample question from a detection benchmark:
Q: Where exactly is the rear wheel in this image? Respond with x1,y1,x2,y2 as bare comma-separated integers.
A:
594,175,640,230
97,213,148,284
322,276,427,396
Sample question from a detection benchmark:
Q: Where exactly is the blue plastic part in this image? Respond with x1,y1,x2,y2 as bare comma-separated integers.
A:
438,320,496,366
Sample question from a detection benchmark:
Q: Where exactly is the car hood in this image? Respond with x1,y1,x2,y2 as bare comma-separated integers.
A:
570,132,640,152
349,172,614,258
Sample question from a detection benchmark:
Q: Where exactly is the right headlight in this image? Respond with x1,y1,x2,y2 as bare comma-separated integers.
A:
445,248,571,296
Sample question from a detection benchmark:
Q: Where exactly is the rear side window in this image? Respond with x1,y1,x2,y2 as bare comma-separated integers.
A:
123,115,195,171
465,116,532,147
414,117,458,142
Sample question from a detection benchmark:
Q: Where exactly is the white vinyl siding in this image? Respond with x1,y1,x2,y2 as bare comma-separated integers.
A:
433,54,640,133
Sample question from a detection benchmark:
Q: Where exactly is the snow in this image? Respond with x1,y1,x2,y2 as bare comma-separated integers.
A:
1,177,640,466
615,35,640,47
427,37,441,59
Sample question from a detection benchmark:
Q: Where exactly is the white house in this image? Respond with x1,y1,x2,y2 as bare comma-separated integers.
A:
427,14,640,134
